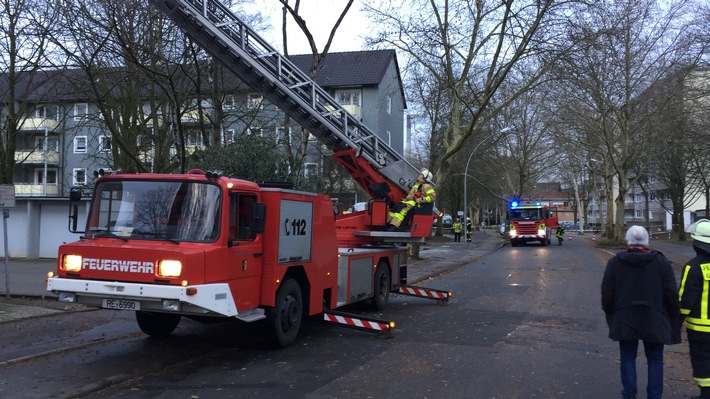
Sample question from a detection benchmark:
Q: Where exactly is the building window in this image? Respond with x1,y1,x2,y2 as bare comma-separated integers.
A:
186,130,202,146
649,193,656,201
276,127,290,143
74,136,87,153
387,96,392,115
74,103,88,121
73,168,87,185
224,95,235,109
100,136,112,152
248,127,262,137
34,136,58,153
136,134,152,150
34,168,57,184
304,162,318,178
247,94,263,110
335,90,361,107
34,106,46,118
225,129,236,145
386,130,391,146
635,194,642,203
635,209,643,218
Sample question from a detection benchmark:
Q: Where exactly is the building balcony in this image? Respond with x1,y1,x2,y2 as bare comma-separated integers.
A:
323,104,362,122
19,118,59,131
15,151,60,164
341,104,362,120
181,110,207,123
15,183,59,197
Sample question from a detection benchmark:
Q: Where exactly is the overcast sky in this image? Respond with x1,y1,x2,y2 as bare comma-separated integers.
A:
251,0,369,55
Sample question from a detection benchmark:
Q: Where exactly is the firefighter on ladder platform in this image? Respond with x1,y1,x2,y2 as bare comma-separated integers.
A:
386,169,436,231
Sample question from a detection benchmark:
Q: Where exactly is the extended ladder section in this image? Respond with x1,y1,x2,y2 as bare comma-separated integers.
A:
149,0,420,200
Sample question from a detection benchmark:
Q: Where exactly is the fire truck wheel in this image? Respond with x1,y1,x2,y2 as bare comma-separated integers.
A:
266,279,303,348
540,238,547,247
135,311,181,338
371,263,390,311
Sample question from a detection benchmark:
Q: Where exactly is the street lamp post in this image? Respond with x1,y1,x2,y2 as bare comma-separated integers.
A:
462,128,511,241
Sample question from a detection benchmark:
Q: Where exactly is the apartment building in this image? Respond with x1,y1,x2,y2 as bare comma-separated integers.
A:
2,49,407,258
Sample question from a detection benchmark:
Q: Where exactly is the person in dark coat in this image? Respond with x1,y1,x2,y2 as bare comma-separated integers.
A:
601,225,681,399
679,219,710,399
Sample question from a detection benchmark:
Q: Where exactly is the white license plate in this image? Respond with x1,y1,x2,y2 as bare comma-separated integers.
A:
102,299,140,311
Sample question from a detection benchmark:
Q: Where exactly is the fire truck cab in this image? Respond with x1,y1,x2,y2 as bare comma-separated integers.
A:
507,200,558,247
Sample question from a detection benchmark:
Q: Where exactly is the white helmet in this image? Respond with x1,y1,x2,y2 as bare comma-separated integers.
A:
688,219,710,244
421,168,433,181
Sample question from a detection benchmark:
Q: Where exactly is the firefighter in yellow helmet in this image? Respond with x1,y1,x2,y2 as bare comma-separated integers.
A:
386,168,436,231
679,219,710,399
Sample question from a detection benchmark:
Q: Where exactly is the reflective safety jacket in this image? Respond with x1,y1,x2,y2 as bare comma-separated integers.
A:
409,182,435,205
679,241,710,340
555,226,565,239
452,222,463,233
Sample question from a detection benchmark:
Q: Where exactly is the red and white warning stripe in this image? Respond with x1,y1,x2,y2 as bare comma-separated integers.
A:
399,285,450,301
323,312,392,331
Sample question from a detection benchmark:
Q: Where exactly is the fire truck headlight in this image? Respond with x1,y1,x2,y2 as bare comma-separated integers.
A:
158,260,182,277
62,255,83,272
538,228,546,236
509,227,516,238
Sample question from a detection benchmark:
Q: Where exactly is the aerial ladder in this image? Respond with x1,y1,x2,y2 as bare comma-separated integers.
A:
148,0,436,243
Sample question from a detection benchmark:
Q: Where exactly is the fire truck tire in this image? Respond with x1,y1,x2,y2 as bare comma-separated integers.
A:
371,262,390,311
540,238,547,246
266,279,303,348
135,311,181,338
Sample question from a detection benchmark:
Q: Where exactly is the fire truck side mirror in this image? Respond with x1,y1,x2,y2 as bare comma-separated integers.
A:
69,188,82,201
68,187,85,233
251,203,266,234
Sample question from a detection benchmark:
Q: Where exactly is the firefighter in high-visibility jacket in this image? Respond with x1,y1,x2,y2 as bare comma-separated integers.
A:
386,168,436,231
679,219,710,399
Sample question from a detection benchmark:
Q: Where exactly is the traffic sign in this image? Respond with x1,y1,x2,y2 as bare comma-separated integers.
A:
0,184,15,208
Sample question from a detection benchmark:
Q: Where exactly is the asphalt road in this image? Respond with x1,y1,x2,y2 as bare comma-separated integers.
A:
0,231,702,398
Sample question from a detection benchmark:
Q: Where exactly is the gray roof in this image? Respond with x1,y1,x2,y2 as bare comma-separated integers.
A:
289,49,399,88
1,50,406,107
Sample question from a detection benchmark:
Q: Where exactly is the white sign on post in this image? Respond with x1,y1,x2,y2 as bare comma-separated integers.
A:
0,184,15,208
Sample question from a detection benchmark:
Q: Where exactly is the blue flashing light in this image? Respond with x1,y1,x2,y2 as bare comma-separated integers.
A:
535,201,541,206
511,200,519,208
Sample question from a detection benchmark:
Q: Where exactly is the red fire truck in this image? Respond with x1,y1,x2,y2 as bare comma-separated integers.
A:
46,0,447,348
507,200,559,247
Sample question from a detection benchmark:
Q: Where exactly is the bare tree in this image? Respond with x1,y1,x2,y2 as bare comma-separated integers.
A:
554,0,698,241
363,0,569,188
275,0,355,191
0,0,58,184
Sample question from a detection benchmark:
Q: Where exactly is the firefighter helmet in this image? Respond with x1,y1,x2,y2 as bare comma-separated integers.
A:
421,168,433,181
688,219,710,244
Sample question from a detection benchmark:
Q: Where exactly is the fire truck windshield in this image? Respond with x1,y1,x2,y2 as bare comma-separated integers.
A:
86,180,222,242
509,208,544,221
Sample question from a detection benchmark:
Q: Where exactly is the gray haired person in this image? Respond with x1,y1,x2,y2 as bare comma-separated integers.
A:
601,225,681,399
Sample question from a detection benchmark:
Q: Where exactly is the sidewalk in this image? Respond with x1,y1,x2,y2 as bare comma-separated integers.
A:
0,231,505,320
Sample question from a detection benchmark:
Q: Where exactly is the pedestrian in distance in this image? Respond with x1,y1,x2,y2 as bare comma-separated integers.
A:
555,224,565,246
678,219,710,399
601,225,681,399
465,220,472,243
452,218,463,242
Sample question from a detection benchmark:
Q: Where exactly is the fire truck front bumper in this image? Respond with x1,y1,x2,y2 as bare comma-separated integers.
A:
47,277,239,318
511,234,546,239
